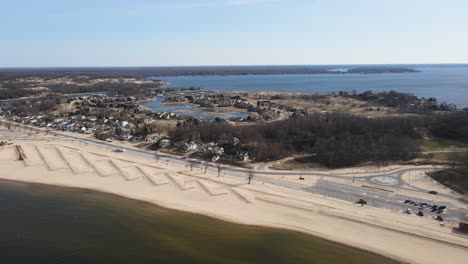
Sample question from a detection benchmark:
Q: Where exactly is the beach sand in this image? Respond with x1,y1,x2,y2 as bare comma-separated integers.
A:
1,141,468,264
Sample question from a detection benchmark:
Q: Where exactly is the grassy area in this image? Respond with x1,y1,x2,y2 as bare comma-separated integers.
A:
270,157,322,171
159,148,186,156
424,152,450,162
218,157,254,169
421,138,468,151
427,168,468,194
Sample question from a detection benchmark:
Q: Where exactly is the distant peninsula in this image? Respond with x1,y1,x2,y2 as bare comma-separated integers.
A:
0,65,419,80
346,67,419,74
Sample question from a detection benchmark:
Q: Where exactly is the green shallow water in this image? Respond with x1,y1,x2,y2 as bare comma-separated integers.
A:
0,180,398,264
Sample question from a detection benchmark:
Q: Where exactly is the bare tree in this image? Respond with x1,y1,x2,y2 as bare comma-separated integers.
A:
447,151,468,169
203,161,209,174
246,169,255,184
447,152,458,168
153,123,169,137
216,164,224,177
188,160,198,171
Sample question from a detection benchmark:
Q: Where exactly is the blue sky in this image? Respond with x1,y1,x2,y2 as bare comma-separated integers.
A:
1,0,467,67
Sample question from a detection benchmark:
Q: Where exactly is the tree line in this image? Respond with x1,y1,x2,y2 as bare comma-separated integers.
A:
170,113,429,167
170,111,468,168
0,66,418,81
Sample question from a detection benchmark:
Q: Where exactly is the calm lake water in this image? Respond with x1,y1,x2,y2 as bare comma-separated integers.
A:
150,65,468,108
142,96,249,120
0,180,397,264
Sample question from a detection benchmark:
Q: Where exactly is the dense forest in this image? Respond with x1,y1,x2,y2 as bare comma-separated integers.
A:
46,83,164,97
428,112,468,142
170,112,468,168
171,113,420,167
0,81,164,100
0,87,36,99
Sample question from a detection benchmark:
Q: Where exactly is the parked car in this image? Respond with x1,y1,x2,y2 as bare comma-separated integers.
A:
417,211,424,217
438,205,446,210
357,199,367,205
404,199,411,203
112,148,125,153
428,190,438,195
405,208,412,214
435,216,444,222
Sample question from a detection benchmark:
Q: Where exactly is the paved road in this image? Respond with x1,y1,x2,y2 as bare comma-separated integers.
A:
0,92,107,106
2,120,467,222
306,179,468,222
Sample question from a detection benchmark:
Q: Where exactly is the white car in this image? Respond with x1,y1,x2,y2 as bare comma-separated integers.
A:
405,208,412,214
112,148,125,153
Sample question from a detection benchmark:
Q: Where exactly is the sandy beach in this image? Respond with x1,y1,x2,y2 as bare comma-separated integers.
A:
1,140,468,264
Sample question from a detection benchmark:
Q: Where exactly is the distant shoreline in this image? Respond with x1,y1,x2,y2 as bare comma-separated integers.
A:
150,67,468,108
0,65,420,80
2,63,467,71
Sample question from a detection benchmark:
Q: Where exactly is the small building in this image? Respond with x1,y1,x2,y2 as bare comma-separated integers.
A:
211,147,224,156
236,152,249,162
181,141,198,152
159,139,171,148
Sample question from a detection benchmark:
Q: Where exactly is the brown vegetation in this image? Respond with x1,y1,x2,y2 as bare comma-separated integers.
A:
171,111,468,168
171,113,422,167
427,151,468,194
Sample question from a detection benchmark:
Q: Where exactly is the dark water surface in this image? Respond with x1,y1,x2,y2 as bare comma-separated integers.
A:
150,65,468,108
0,180,398,264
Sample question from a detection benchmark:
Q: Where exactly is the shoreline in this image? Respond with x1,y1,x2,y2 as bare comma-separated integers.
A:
0,178,400,263
1,141,467,264
148,70,468,109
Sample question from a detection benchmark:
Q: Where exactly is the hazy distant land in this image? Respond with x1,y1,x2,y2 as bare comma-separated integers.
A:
0,65,419,80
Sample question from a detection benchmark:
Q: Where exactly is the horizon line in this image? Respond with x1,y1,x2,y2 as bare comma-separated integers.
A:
1,62,468,70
